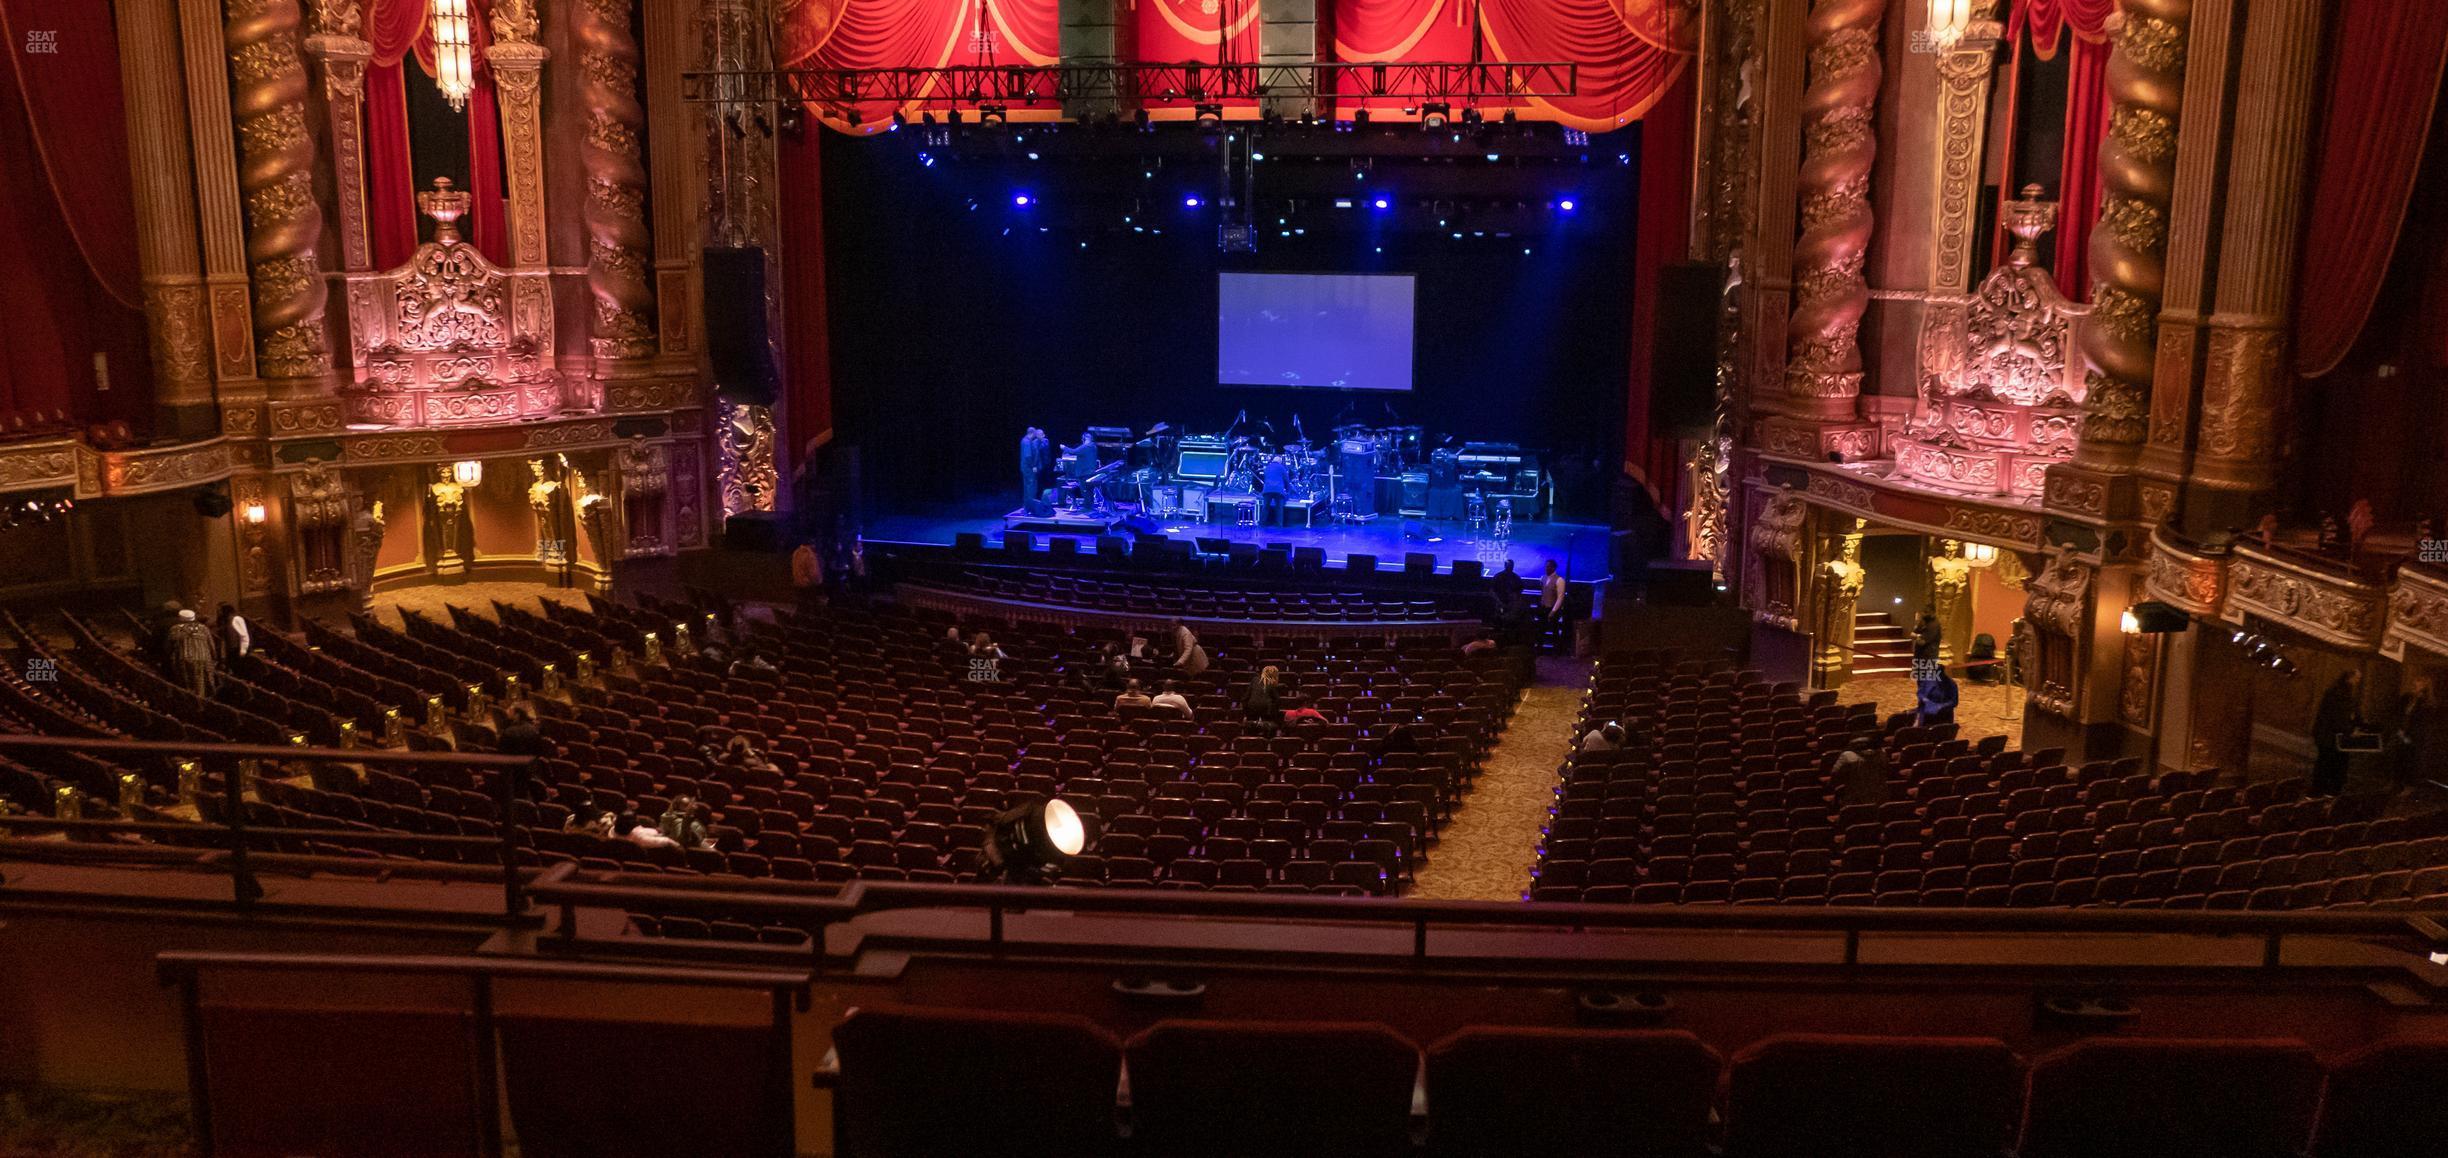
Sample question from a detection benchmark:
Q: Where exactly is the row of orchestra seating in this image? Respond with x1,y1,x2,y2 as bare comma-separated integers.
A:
832,1006,2448,1158
1530,650,2448,909
918,567,1486,622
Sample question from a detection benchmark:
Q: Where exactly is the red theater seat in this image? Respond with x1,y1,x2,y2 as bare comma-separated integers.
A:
831,1005,1123,1158
1725,1034,2024,1158
1425,1027,1719,1157
196,1005,485,1158
1126,1019,1419,1158
496,1015,795,1158
2019,1037,2322,1158
2312,1038,2448,1158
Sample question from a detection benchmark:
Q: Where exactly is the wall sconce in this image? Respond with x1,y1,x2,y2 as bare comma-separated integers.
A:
2119,607,2141,635
241,502,268,526
1926,0,1973,52
1963,541,1998,567
452,460,484,487
431,0,475,112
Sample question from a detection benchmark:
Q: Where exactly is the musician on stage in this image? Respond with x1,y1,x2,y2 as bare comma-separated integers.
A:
1018,427,1051,505
1260,452,1292,526
1069,432,1100,478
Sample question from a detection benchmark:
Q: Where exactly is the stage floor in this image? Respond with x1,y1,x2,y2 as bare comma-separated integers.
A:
866,497,1617,582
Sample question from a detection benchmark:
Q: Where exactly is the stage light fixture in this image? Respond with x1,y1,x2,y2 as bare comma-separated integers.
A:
846,109,862,128
1184,196,1203,208
1557,199,1576,212
1420,102,1450,128
1372,197,1390,210
1485,152,1500,162
1462,107,1483,126
1133,108,1152,131
889,111,906,130
1503,109,1519,125
1013,193,1033,206
1194,102,1224,125
947,109,963,126
1354,109,1371,126
921,111,936,126
979,104,1008,125
981,798,1086,884
1027,151,1040,160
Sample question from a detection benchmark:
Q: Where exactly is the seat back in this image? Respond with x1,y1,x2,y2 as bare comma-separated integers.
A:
497,1015,795,1158
197,1004,485,1158
1126,1019,1418,1158
2020,1037,2322,1158
831,1005,1121,1157
1425,1027,1719,1157
1725,1034,2024,1158
2312,1038,2448,1158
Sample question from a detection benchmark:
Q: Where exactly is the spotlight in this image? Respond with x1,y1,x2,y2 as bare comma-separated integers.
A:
979,104,1008,125
1353,108,1370,126
1027,151,1040,160
1372,197,1389,210
1462,107,1483,126
1557,199,1575,212
1484,152,1500,162
981,798,1085,885
922,111,936,127
1194,102,1224,125
947,109,963,126
1502,109,1518,125
1420,102,1450,128
1251,150,1265,161
1184,195,1203,208
889,110,906,130
1133,108,1151,131
1013,193,1033,206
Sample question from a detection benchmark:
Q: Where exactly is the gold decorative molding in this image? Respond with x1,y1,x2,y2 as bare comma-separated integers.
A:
2222,545,2387,652
224,0,333,381
2385,565,2448,662
141,281,216,402
1744,489,1811,630
576,0,657,362
88,440,239,497
2022,551,2095,716
716,399,777,516
0,441,80,493
2192,321,2286,491
2073,1,2189,467
1783,0,1886,412
344,180,557,428
1929,8,2003,293
2143,526,2227,616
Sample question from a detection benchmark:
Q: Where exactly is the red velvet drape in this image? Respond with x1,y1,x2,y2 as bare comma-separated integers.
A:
364,0,507,266
0,0,150,435
2292,0,2448,377
780,129,835,454
367,62,421,268
2051,35,2110,297
465,1,509,265
1625,65,1693,486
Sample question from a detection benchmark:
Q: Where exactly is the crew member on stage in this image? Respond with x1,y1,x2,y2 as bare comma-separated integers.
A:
1019,426,1051,505
1070,432,1100,477
1260,452,1292,526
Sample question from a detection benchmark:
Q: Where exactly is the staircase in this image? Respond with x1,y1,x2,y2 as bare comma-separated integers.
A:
1851,610,1916,676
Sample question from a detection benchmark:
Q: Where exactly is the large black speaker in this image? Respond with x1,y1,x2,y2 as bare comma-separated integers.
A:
1649,261,1722,435
724,510,785,552
703,247,778,405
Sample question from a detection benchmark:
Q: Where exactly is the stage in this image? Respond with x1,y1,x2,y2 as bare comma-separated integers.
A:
865,496,1618,583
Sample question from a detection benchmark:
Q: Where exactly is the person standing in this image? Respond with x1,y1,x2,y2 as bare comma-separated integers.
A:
1912,609,1944,672
1915,668,1959,728
2391,677,2439,791
1170,621,1209,677
2313,669,2366,796
164,609,217,697
1019,426,1051,505
1538,560,1567,651
215,603,251,661
1260,453,1292,526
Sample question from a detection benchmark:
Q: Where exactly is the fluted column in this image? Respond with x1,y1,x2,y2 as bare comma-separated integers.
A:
1782,0,1886,419
575,0,658,368
488,0,559,400
2135,0,2238,522
224,0,334,393
643,0,700,371
2070,0,2188,470
2188,0,2322,514
115,0,216,439
180,0,260,399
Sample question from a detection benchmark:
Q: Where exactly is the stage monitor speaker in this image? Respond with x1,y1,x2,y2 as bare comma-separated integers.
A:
1291,546,1325,571
1403,552,1437,576
1345,553,1378,574
1049,537,1080,559
724,510,784,552
953,532,986,555
1451,559,1485,582
1096,536,1131,560
704,247,778,405
1649,261,1722,435
1002,530,1034,554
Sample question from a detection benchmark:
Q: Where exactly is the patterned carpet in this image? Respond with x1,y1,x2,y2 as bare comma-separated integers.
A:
1409,656,1591,902
1845,674,2025,746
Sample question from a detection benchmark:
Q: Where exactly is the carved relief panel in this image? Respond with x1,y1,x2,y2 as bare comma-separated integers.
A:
342,179,559,428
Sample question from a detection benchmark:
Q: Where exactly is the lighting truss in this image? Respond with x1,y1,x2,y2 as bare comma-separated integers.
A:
682,61,1579,109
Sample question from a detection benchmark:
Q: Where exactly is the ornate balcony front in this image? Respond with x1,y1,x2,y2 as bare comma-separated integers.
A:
341,178,560,430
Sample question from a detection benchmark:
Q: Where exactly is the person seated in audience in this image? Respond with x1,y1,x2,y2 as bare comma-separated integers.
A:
1244,665,1283,726
566,808,616,840
1579,721,1625,752
616,812,678,850
1280,690,1328,728
1151,679,1194,721
1461,629,1499,656
496,702,553,761
697,642,730,670
721,734,772,772
1170,621,1210,676
658,796,710,850
1831,747,1893,807
1114,678,1154,713
1373,720,1424,760
1915,667,1960,728
729,650,777,677
967,632,1007,681
1081,642,1132,693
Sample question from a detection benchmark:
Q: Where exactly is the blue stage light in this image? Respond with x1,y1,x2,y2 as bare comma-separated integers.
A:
1013,194,1033,206
1184,196,1202,208
1372,197,1389,210
918,152,934,167
1558,199,1576,212
1026,151,1040,160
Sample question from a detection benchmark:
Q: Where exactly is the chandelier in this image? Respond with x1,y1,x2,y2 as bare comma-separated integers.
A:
432,0,475,112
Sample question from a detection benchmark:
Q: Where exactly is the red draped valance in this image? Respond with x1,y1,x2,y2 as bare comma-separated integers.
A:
783,0,1694,133
2292,0,2448,378
2007,0,2113,58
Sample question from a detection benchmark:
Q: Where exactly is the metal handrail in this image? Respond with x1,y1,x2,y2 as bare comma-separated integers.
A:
0,733,536,918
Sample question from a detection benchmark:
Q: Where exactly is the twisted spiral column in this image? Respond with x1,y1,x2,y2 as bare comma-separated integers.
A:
2072,0,2188,468
575,0,658,364
1782,0,1886,417
224,0,332,384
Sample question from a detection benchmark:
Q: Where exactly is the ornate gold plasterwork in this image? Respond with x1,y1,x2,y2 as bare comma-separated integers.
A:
1745,491,1810,631
142,282,215,399
289,461,353,593
1930,9,2003,293
2073,0,2188,467
2144,529,2227,616
0,442,78,494
1783,0,1887,412
2385,566,2448,661
576,0,656,362
344,180,556,428
224,0,331,380
2119,626,2160,730
2223,547,2387,652
717,400,778,517
96,441,237,496
2193,323,2286,491
2022,551,2094,715
669,441,706,549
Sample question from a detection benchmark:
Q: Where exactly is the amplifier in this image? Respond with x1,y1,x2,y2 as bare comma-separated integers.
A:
1400,470,1428,510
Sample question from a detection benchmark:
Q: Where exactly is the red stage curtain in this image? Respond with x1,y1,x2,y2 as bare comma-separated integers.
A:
0,0,150,434
1330,0,1472,117
1478,0,1692,130
466,0,508,264
780,130,836,453
1625,64,1693,486
367,62,422,269
2050,34,2109,298
2292,0,2448,377
2008,0,2113,55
